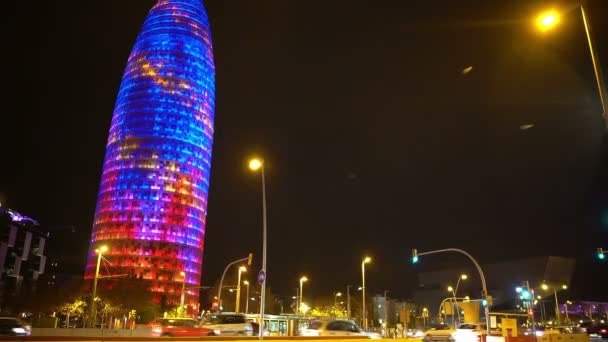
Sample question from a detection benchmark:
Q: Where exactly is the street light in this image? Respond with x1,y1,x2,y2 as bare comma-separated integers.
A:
335,292,342,306
541,283,568,323
536,10,560,32
248,157,267,339
243,280,250,314
535,6,608,125
361,256,372,329
179,271,187,317
299,276,308,314
236,266,247,313
90,245,108,327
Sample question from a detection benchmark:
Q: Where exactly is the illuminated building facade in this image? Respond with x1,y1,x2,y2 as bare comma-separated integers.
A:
85,0,215,308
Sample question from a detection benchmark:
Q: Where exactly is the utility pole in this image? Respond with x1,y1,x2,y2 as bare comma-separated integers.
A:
346,285,352,319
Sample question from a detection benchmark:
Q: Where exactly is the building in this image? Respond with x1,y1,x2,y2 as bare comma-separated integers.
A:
0,207,47,311
85,0,216,309
371,294,416,329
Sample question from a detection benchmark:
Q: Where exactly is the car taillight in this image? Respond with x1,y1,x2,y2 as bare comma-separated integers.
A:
600,329,607,333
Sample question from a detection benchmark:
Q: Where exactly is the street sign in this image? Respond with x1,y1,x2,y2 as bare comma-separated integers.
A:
257,270,266,284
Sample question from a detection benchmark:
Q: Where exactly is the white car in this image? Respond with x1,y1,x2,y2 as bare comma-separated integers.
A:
301,319,368,337
452,323,487,342
423,324,456,342
203,313,254,336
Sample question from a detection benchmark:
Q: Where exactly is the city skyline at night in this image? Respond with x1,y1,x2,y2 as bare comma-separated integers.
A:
84,0,215,307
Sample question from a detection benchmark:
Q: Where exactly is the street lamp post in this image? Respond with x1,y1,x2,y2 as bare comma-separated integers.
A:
243,280,250,314
449,274,468,326
361,256,371,330
541,283,567,323
179,271,187,317
236,266,247,313
299,276,308,314
249,157,267,340
346,285,352,319
536,6,608,127
334,292,342,306
91,245,108,327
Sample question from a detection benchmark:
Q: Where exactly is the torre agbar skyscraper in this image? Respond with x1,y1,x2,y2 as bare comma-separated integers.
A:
85,0,215,308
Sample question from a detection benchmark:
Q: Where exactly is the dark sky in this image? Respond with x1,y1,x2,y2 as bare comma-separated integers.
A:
3,0,608,301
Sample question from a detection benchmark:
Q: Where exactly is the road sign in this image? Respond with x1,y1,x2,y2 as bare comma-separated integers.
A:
257,270,266,284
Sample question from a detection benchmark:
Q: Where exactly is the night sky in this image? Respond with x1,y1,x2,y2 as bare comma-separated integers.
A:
3,0,608,302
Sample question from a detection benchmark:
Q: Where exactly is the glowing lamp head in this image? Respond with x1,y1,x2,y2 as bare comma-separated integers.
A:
243,280,249,285
460,274,468,280
536,10,560,32
180,271,186,276
95,245,108,254
239,266,247,272
561,284,568,290
541,284,549,291
249,158,263,171
447,286,454,292
363,257,372,264
336,292,342,297
300,276,308,283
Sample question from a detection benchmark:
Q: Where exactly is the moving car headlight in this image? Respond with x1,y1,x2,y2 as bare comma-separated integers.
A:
12,327,27,334
535,331,544,337
213,329,222,335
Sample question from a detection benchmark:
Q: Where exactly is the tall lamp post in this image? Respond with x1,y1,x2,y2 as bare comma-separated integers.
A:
236,266,247,313
91,245,108,327
361,256,372,330
541,283,568,323
447,274,467,326
179,271,187,316
299,276,308,314
243,280,250,314
249,157,267,339
536,7,608,127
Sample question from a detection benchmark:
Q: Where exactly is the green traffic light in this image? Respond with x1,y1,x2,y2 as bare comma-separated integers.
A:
412,256,419,264
599,253,605,260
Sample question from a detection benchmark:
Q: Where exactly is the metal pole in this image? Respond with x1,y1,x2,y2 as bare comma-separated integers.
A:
362,261,367,330
91,249,103,328
347,285,351,319
245,282,250,314
180,275,186,317
580,5,608,126
299,280,304,314
217,256,250,310
553,289,560,323
384,290,388,335
236,269,243,313
416,248,490,335
259,165,267,340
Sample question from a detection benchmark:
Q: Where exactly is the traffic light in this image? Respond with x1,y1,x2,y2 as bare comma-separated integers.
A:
248,253,253,265
521,290,531,300
598,248,605,260
482,299,488,307
412,249,419,264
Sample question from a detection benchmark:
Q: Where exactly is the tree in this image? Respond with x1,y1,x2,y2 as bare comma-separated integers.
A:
59,299,87,328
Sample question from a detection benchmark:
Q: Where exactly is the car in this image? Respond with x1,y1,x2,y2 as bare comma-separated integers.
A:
202,313,254,336
300,319,368,337
423,324,457,342
588,324,608,339
452,323,487,342
150,318,214,337
0,317,31,337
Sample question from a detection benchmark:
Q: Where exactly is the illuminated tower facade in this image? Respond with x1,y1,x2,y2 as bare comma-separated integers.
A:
85,0,215,308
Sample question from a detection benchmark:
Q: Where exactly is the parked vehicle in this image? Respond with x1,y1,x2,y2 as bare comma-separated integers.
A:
150,318,214,337
423,324,457,342
0,317,31,337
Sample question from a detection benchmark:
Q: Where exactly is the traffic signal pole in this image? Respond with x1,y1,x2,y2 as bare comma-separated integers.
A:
411,248,490,336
